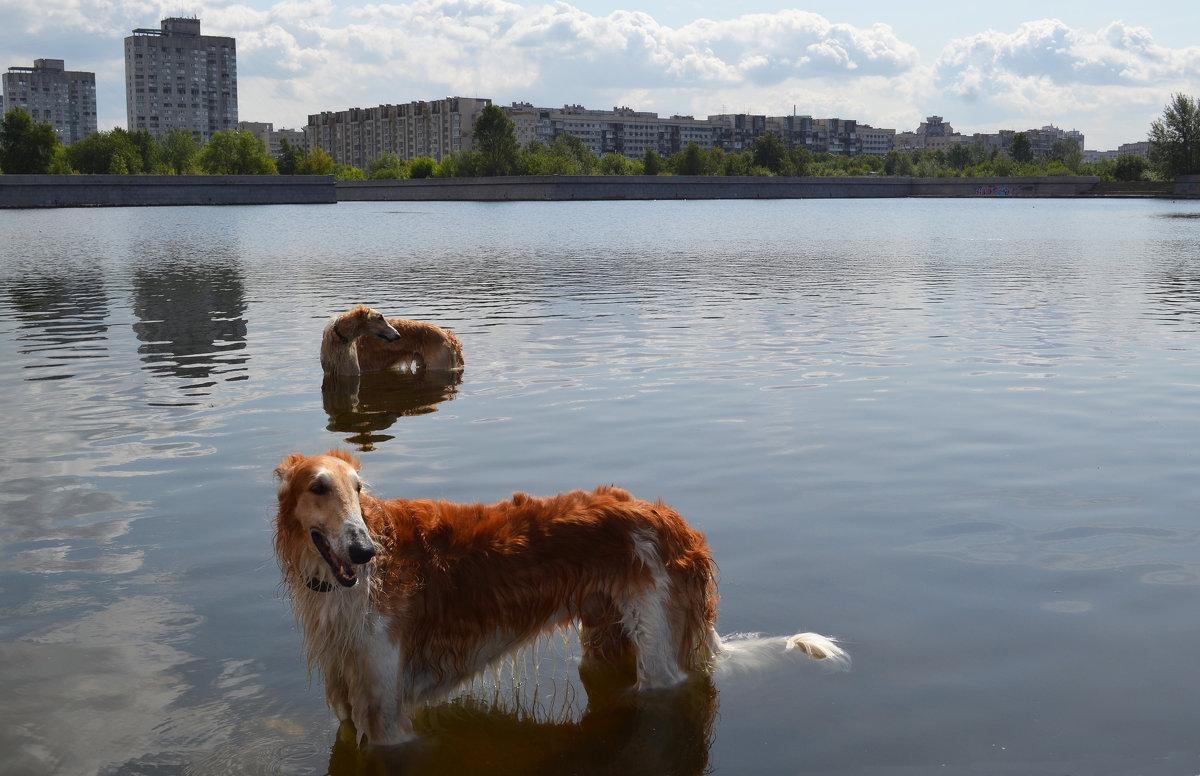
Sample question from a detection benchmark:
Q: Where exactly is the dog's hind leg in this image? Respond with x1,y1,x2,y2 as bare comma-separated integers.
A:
580,592,633,664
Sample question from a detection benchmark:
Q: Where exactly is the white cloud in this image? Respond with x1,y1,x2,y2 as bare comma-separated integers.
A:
931,19,1200,144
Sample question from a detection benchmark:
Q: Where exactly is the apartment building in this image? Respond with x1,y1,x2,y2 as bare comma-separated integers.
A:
1083,141,1150,163
857,124,896,157
709,113,767,152
1117,141,1150,158
893,116,968,153
815,118,862,156
125,17,237,143
505,103,720,159
973,125,1087,158
716,112,866,156
306,97,490,168
1,59,96,144
238,121,306,158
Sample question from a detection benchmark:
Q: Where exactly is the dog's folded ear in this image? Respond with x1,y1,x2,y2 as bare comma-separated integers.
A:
275,453,308,485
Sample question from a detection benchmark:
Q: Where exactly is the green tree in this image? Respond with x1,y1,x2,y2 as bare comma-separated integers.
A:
47,146,73,174
1009,132,1033,163
275,137,303,175
703,147,727,176
947,142,972,170
721,150,750,176
334,165,366,181
1049,138,1082,172
642,148,664,175
296,146,335,175
127,130,158,173
598,152,635,175
473,104,519,176
409,156,436,179
991,153,1015,176
368,152,409,180
196,129,278,175
915,155,941,177
883,150,915,176
1113,154,1149,182
672,142,705,175
751,131,791,175
1149,93,1200,179
521,140,576,175
158,128,199,174
0,108,61,174
434,150,481,178
548,134,596,174
788,146,812,176
66,128,143,174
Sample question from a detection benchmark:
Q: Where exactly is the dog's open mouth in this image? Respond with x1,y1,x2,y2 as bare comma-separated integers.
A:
311,530,358,587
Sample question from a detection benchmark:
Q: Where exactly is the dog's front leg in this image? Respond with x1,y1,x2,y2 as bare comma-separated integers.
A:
324,674,352,723
355,637,416,746
357,703,415,746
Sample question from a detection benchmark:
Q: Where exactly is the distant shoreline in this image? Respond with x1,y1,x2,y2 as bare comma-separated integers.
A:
2,173,1190,209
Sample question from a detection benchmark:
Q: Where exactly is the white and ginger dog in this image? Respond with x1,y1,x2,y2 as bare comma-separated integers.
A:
273,449,847,746
320,304,464,376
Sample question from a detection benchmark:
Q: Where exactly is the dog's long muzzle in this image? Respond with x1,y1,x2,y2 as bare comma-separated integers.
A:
311,528,376,587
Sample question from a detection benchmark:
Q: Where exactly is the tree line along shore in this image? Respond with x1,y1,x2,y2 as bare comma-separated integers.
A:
3,95,1199,184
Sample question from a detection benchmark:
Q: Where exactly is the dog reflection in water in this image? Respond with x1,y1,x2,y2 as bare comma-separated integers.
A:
326,653,718,776
322,370,462,451
273,450,847,747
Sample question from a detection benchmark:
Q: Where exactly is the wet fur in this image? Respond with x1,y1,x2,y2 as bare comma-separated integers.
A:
273,450,845,746
321,304,464,376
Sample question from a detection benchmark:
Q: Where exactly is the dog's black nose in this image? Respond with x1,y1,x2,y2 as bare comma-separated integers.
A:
349,542,377,565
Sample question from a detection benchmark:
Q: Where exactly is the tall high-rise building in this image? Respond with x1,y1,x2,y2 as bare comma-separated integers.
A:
1,59,97,145
125,17,237,142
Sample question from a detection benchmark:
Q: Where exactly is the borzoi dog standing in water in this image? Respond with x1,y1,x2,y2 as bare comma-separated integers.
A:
273,449,848,746
320,304,464,376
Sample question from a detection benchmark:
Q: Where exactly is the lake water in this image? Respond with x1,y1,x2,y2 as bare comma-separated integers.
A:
2,197,1199,775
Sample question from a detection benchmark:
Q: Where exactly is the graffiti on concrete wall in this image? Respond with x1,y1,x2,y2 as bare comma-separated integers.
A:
975,184,1012,196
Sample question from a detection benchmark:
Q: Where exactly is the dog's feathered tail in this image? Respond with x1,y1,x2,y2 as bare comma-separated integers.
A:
713,631,850,676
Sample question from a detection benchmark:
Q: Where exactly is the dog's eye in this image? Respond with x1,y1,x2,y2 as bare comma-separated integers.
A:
310,481,329,496
355,481,362,493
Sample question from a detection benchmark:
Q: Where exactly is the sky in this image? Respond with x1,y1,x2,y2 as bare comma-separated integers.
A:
2,0,1199,151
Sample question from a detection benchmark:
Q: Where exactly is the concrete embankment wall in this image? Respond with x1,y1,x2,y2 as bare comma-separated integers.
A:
5,173,1189,208
0,174,336,208
337,175,1104,201
1174,174,1200,198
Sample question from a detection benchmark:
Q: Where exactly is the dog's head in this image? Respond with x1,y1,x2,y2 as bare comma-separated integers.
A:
345,305,401,343
274,450,377,588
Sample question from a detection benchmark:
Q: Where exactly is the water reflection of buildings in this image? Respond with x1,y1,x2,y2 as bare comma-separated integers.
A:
7,269,111,382
323,370,462,451
326,659,717,776
131,259,248,389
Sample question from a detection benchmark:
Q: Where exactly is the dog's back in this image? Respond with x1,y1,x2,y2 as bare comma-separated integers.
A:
358,317,464,372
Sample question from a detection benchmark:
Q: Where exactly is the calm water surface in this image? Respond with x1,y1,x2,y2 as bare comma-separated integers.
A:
1,198,1199,775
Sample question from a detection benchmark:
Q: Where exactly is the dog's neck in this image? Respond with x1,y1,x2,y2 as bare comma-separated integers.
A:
321,318,362,375
307,577,334,593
